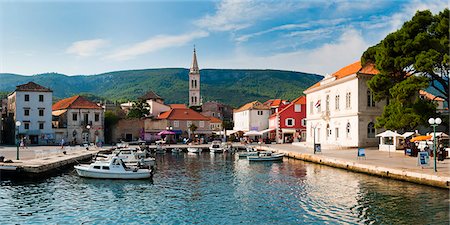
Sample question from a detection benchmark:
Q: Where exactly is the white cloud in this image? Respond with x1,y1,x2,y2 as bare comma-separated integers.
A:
108,31,209,61
196,0,301,32
206,29,369,75
66,39,108,57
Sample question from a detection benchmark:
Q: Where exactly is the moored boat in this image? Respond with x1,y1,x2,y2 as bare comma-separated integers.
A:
74,157,153,179
187,147,201,153
247,152,284,161
209,141,224,153
171,148,183,153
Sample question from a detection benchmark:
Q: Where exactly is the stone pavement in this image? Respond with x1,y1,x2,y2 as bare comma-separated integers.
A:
0,145,97,161
258,143,450,188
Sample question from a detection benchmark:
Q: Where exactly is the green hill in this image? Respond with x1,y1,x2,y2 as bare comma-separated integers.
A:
0,69,323,107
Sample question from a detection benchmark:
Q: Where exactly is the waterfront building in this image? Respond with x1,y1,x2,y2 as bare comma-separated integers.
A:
138,90,170,117
201,101,233,122
233,101,270,132
209,116,223,131
304,61,385,148
264,99,289,115
111,118,145,143
7,82,54,145
52,95,104,145
269,96,307,143
189,48,201,107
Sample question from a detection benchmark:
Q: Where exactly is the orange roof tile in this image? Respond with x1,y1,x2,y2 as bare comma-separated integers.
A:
270,96,306,118
234,101,270,113
209,117,222,123
419,90,444,101
52,95,102,111
169,104,187,109
15,82,52,92
158,108,210,121
305,61,378,92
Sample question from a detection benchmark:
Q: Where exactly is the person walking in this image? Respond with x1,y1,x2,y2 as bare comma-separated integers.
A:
60,138,65,149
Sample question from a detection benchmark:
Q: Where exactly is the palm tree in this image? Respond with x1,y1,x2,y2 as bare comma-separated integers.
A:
189,123,198,139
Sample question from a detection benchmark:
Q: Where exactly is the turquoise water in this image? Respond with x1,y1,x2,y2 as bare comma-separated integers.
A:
0,152,448,224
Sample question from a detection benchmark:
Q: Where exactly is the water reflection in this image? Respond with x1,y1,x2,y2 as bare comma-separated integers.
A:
0,152,448,224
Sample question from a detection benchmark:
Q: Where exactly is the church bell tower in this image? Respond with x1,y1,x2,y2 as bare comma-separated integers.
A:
189,47,201,107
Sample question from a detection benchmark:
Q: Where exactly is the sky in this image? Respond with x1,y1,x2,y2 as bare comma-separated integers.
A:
0,0,447,76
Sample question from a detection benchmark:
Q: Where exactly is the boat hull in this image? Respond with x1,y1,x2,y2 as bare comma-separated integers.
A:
209,148,224,153
237,152,258,158
187,147,201,153
247,154,284,161
74,165,152,179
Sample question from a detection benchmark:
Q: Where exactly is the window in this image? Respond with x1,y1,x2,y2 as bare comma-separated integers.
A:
367,90,375,107
39,109,44,117
84,114,89,124
93,166,101,170
310,102,313,114
335,95,340,110
285,118,294,127
24,109,30,116
346,122,351,138
257,110,264,115
39,123,44,130
102,166,110,170
346,92,351,109
72,113,78,121
24,123,30,130
39,95,44,102
191,80,194,88
194,80,197,88
294,104,301,112
301,118,306,127
199,121,204,128
316,100,321,112
335,128,339,139
187,121,192,127
24,94,29,101
95,113,100,122
173,121,179,127
367,122,375,138
326,124,331,139
326,95,330,112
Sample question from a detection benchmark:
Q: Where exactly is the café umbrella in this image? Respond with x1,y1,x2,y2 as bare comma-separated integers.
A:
158,130,176,136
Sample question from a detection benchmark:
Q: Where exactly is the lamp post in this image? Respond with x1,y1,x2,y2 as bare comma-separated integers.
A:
86,125,91,145
15,121,21,160
166,126,173,144
428,118,441,172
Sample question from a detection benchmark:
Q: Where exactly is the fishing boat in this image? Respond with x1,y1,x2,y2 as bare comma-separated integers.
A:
247,152,284,161
74,157,153,179
187,147,202,153
209,141,224,153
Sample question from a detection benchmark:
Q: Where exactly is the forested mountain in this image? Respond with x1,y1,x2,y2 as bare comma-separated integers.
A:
0,69,323,107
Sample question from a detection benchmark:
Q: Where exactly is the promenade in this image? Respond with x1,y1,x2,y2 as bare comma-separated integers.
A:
258,143,450,189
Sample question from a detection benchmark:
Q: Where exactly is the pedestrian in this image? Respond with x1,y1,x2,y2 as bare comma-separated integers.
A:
60,138,65,149
20,138,24,149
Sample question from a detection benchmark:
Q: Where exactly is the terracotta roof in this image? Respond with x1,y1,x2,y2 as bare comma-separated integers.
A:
209,117,222,123
52,95,102,111
305,61,378,92
419,90,444,102
169,104,187,109
264,99,288,107
269,96,306,118
15,82,52,92
234,101,270,113
139,90,163,101
158,108,210,121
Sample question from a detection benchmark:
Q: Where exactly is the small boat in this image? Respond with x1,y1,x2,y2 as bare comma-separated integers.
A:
74,157,152,179
155,144,166,154
237,151,259,158
111,148,155,167
187,147,201,153
209,141,224,153
247,152,284,161
171,148,183,153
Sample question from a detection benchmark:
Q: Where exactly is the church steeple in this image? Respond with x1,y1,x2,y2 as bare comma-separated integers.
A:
189,47,201,107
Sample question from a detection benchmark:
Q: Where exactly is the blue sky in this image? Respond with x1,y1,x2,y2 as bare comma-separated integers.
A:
0,0,447,76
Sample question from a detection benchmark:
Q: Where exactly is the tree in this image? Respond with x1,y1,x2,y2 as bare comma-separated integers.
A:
104,110,120,144
127,100,150,118
363,9,448,130
188,123,198,138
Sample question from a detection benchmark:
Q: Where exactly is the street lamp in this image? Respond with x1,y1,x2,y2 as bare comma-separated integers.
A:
428,117,441,172
86,125,91,145
15,121,21,160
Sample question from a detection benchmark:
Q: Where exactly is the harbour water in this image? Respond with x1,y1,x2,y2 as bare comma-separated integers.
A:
0,152,448,224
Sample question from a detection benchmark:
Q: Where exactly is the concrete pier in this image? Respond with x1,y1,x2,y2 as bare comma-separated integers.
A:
257,144,450,189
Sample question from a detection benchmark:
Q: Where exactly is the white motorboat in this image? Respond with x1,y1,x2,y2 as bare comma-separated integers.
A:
209,141,224,153
247,152,284,161
237,151,259,158
187,147,201,153
155,144,166,154
171,148,183,153
74,157,153,179
111,148,155,167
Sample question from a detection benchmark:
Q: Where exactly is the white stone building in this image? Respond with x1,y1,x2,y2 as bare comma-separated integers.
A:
139,91,171,117
233,101,270,132
52,95,104,145
7,82,54,144
304,61,386,149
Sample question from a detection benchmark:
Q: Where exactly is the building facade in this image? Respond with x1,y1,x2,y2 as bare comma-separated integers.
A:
304,61,385,149
189,48,201,107
233,101,270,132
201,101,233,122
7,82,54,144
139,90,171,117
52,95,104,145
269,96,307,143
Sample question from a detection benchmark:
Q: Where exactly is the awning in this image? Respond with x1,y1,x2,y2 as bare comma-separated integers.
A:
410,135,432,142
244,130,262,136
281,128,296,134
226,130,241,135
259,128,275,134
52,109,67,116
376,130,402,137
194,130,213,134
402,132,415,138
